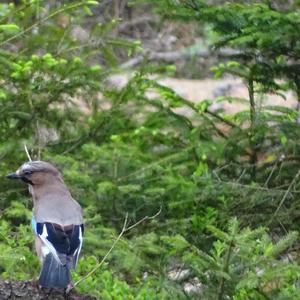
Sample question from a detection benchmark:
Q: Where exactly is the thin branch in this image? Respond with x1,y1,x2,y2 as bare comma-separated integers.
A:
124,206,162,232
199,176,300,195
73,208,161,289
236,168,246,183
273,170,300,216
121,48,240,69
117,147,192,182
24,144,32,162
118,15,158,32
248,76,257,180
73,213,129,289
0,1,89,47
263,158,280,187
36,120,42,160
205,108,238,129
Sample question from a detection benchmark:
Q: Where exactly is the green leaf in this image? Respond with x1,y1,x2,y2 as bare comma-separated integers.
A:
0,24,20,33
86,0,99,5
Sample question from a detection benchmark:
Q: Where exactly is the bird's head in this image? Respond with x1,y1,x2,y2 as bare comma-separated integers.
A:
7,161,62,186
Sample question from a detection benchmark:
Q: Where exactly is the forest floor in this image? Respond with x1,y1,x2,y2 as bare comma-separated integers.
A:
0,280,96,300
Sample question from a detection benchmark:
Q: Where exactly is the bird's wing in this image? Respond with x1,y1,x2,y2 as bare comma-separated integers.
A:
32,217,84,267
69,223,84,268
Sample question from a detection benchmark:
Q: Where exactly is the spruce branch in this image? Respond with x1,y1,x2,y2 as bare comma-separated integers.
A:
217,239,233,300
0,1,92,47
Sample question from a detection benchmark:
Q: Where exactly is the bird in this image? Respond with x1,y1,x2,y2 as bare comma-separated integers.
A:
7,160,84,291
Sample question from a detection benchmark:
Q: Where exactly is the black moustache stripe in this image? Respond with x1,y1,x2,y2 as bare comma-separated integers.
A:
21,177,34,185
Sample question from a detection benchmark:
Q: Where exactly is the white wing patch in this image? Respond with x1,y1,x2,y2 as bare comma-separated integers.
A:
74,226,83,267
39,224,62,265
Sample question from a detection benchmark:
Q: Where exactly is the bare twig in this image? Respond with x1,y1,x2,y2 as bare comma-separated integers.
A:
117,147,192,182
24,144,32,162
36,120,42,160
121,48,240,69
203,176,300,194
264,160,280,187
73,213,129,289
248,77,257,180
236,169,246,183
125,206,162,232
264,155,286,188
273,170,300,216
73,208,161,289
118,15,157,32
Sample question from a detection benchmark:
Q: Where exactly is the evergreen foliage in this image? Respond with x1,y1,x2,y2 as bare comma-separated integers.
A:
1,0,300,299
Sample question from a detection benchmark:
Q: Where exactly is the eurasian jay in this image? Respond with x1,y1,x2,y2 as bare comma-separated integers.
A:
7,161,84,290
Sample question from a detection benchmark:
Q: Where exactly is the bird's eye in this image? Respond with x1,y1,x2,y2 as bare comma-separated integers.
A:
24,170,33,176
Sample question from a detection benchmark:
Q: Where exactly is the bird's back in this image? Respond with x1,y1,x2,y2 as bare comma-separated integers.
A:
34,192,83,226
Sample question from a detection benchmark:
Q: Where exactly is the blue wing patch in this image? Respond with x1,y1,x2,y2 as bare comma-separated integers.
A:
31,216,37,234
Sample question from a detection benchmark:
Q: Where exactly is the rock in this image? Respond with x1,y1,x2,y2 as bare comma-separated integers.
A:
167,269,190,282
183,277,203,296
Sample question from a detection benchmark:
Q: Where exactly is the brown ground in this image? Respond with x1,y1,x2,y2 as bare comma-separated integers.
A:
0,280,96,300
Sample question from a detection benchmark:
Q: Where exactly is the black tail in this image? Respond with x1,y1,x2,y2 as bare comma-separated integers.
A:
39,253,70,289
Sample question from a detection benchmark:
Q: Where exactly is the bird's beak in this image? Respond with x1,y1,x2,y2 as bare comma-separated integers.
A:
6,173,20,179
